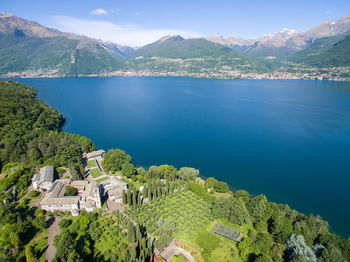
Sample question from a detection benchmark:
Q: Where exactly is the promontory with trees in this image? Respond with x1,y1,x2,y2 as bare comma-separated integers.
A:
0,80,349,262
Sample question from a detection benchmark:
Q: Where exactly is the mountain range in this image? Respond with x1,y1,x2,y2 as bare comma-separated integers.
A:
0,12,349,79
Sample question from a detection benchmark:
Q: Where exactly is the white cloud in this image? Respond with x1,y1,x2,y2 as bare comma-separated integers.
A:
135,12,141,16
51,16,202,46
90,8,108,16
324,10,333,15
109,8,120,13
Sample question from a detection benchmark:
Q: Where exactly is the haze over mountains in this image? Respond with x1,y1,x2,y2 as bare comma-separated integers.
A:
0,12,349,79
203,16,350,60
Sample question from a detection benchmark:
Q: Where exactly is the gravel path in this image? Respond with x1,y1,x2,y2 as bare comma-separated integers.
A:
46,217,60,262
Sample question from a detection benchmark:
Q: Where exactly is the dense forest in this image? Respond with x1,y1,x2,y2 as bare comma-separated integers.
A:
0,80,95,260
0,80,349,262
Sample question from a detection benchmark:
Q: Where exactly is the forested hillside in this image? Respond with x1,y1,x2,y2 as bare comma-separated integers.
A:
288,32,350,67
0,80,95,177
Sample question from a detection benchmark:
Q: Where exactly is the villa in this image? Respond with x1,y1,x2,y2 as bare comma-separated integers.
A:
40,178,101,216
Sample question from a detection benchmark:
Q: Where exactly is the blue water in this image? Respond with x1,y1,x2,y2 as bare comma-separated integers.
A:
8,77,350,237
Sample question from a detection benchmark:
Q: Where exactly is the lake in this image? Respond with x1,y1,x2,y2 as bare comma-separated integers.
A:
9,77,350,237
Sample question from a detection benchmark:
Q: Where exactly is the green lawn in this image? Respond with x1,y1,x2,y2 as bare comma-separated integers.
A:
96,176,110,182
89,168,103,178
86,160,97,168
125,190,212,237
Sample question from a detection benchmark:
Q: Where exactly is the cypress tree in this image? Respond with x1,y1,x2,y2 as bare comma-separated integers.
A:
127,189,132,206
148,189,152,202
165,181,168,195
132,190,137,207
169,182,174,194
142,186,148,197
138,193,141,207
122,189,127,205
128,222,135,244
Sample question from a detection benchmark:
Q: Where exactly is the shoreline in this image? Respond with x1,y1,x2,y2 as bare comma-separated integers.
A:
1,71,350,82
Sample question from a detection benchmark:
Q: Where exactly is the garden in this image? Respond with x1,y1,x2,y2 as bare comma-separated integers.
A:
125,190,212,237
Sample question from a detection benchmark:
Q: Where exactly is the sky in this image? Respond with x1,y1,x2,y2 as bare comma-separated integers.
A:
1,0,350,46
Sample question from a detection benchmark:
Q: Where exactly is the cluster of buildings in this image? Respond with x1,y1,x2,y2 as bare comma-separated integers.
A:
32,150,128,216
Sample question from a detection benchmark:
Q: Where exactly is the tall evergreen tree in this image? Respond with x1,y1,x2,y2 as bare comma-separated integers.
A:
122,189,127,205
127,222,135,244
132,190,137,207
127,188,132,206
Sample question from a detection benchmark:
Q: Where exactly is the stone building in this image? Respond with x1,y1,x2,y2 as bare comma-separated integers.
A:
86,150,105,161
99,177,127,203
32,166,55,192
40,179,101,216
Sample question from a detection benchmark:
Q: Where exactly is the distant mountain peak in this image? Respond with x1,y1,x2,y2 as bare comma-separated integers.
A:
158,35,184,43
0,12,14,18
281,28,299,34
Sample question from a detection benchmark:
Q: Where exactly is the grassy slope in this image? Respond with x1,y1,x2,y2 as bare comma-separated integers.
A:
126,37,268,73
0,33,121,76
288,32,350,67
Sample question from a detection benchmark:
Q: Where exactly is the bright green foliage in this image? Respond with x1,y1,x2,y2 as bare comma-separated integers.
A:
54,231,75,261
238,236,254,261
204,177,218,189
158,164,178,180
247,195,268,221
154,221,174,251
102,148,131,172
86,160,97,168
122,162,136,178
127,188,132,206
186,182,213,201
125,190,211,236
122,190,127,205
254,233,274,255
235,190,250,202
178,167,199,181
290,256,307,262
147,166,160,179
32,216,46,230
89,167,103,178
215,181,229,193
67,250,83,262
0,81,94,170
204,177,229,192
65,185,78,196
196,231,220,261
212,196,250,225
0,165,33,201
55,214,127,261
255,254,274,262
25,245,38,262
319,246,345,262
127,222,135,244
79,216,91,231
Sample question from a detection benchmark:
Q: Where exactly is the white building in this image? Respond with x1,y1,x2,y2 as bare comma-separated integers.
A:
32,166,55,192
99,177,127,203
86,150,105,161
